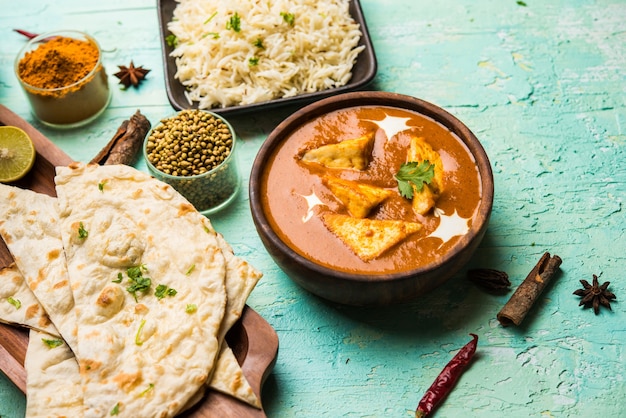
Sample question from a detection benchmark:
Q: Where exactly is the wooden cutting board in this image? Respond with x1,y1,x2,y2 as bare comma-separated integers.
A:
0,105,278,417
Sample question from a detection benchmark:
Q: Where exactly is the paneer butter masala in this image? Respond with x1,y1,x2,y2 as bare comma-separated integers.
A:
261,106,483,273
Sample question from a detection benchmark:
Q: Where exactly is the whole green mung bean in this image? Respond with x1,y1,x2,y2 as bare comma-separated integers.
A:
145,109,240,212
145,109,233,177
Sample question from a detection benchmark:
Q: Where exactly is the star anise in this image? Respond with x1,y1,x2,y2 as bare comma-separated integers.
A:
573,274,616,314
114,61,150,88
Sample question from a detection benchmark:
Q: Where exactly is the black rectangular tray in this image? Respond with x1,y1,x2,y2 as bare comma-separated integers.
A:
157,0,377,115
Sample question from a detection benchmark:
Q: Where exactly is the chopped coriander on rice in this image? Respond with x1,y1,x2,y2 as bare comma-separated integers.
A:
168,0,364,109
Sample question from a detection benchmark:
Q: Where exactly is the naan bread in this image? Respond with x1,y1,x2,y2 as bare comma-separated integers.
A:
322,175,394,218
55,163,228,418
210,345,255,406
0,184,78,352
408,136,444,215
182,229,263,411
213,233,263,341
25,330,83,418
323,214,422,261
0,264,58,336
301,133,374,170
207,233,262,408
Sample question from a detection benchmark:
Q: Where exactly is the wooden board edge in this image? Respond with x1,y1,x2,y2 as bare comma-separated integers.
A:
0,324,28,393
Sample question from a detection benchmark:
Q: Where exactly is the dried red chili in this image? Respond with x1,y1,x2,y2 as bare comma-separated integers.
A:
415,333,478,418
13,29,56,43
13,29,39,40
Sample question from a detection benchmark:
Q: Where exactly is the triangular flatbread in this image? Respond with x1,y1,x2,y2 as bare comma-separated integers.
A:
55,163,228,418
0,185,78,353
24,330,83,417
302,133,374,170
408,136,444,215
0,264,58,336
206,233,262,408
323,175,394,218
323,213,422,261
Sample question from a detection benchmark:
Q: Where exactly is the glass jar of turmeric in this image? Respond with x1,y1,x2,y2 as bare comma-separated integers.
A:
14,30,110,128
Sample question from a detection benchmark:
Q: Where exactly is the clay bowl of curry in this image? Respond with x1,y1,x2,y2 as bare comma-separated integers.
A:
249,91,494,306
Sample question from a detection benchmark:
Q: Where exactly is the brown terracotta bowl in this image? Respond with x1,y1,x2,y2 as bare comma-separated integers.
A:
249,91,494,306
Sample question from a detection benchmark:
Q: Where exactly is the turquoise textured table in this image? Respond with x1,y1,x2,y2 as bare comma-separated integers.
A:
1,0,625,416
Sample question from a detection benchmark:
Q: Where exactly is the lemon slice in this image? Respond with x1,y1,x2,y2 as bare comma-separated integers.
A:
0,126,36,183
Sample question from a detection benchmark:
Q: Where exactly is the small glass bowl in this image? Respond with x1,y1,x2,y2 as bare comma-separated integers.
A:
143,110,241,215
14,30,111,128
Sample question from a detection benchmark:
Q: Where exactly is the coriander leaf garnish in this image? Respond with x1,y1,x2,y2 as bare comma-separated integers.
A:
126,265,146,280
7,297,21,309
135,319,146,346
185,264,195,275
127,277,151,302
98,180,107,192
78,222,89,239
281,12,295,26
110,403,120,416
42,338,63,348
204,11,218,24
226,12,241,32
155,284,167,299
395,161,435,199
186,304,197,314
253,37,265,49
113,273,123,283
155,284,177,300
139,383,155,396
249,57,259,66
123,265,152,302
165,34,178,48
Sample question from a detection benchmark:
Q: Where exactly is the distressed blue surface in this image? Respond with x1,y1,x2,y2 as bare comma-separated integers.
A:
1,0,625,417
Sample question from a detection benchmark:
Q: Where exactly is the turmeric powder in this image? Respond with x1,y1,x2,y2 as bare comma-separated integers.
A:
15,31,110,126
17,36,100,91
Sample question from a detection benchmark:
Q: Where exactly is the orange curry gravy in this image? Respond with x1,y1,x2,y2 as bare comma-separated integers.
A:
261,106,482,274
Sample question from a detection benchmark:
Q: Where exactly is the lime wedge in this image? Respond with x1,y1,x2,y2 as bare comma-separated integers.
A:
0,126,36,183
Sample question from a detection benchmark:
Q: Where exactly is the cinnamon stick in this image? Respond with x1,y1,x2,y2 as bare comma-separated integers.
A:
497,252,562,327
90,110,150,165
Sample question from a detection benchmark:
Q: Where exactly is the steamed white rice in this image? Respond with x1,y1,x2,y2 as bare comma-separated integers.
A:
168,0,365,109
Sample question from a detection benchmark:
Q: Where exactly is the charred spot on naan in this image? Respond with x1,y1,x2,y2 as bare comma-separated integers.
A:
322,214,422,261
52,280,68,290
134,304,149,315
37,312,53,329
25,304,41,320
79,358,103,374
178,203,196,216
132,188,143,199
113,371,145,393
95,285,125,318
47,248,61,261
301,132,375,170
